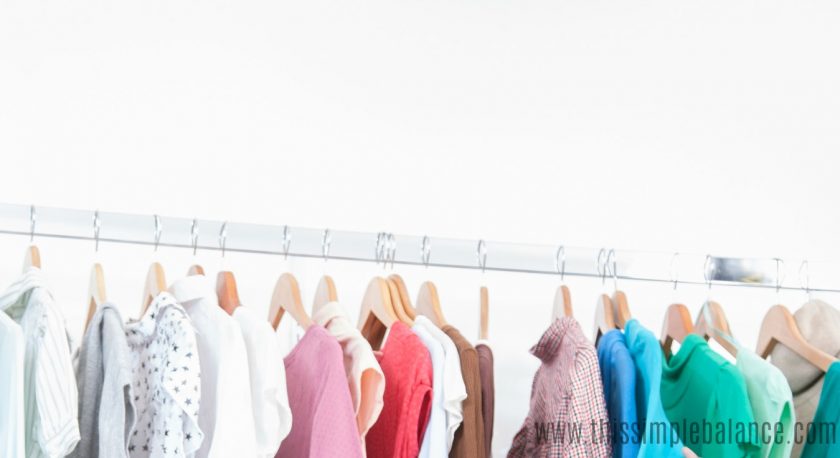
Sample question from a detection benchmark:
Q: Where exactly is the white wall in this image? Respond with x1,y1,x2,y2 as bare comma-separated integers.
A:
2,1,840,455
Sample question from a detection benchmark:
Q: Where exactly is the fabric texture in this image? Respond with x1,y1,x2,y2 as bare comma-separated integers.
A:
508,317,611,458
0,267,80,458
232,306,292,457
661,334,759,457
735,345,795,458
801,361,840,457
125,292,203,458
597,329,640,458
475,342,495,458
366,322,433,458
0,311,25,458
278,324,363,458
169,275,257,458
768,300,840,457
412,323,447,458
70,303,135,458
415,316,467,451
442,325,486,458
312,301,385,446
623,319,684,458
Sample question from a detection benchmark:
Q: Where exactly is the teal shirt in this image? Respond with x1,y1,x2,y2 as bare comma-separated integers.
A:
801,362,840,457
624,319,684,457
661,334,759,457
735,345,795,458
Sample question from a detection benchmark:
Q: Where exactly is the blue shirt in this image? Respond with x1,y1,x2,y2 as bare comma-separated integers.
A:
597,329,640,458
624,319,685,458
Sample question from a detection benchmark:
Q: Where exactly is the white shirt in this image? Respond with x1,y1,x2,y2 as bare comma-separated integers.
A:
0,311,25,458
125,292,203,458
0,267,79,458
413,316,467,451
412,324,447,458
312,301,385,444
232,306,293,457
169,276,257,458
274,312,305,357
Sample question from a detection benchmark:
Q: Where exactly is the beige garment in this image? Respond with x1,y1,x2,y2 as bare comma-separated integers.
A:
313,301,386,444
769,299,840,457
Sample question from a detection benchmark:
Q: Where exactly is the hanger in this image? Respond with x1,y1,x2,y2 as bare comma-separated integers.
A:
479,286,489,340
213,222,242,315
551,246,573,320
608,250,632,327
660,303,693,359
85,263,107,331
186,218,205,275
358,276,399,349
84,212,106,331
416,281,447,327
388,274,417,320
756,303,836,372
268,272,313,330
387,276,414,325
23,206,41,270
694,300,738,357
594,293,616,344
188,265,205,275
312,275,338,314
141,262,167,315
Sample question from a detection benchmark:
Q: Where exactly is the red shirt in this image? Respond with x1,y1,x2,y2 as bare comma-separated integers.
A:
366,322,433,458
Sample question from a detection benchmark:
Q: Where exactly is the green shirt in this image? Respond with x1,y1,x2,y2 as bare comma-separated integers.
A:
661,334,759,457
801,361,840,457
735,345,795,458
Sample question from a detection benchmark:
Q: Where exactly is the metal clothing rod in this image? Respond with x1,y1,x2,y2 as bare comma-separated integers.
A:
0,202,837,294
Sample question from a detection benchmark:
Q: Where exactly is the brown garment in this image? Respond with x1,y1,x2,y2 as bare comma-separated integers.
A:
476,343,494,458
442,325,485,458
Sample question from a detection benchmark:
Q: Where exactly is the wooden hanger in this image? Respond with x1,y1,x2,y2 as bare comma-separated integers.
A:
216,271,241,315
141,262,167,315
612,290,632,328
386,277,414,325
593,294,616,344
188,264,205,275
268,273,313,330
552,284,573,320
23,245,41,270
660,303,694,359
84,263,107,332
358,277,398,349
479,286,489,340
312,275,338,315
756,303,836,372
416,281,448,327
388,274,417,320
694,300,738,357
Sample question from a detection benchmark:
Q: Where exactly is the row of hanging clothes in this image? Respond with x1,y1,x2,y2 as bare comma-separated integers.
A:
509,255,840,458
0,241,496,458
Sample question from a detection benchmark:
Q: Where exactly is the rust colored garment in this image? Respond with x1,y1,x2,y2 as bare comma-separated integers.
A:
476,343,495,458
441,325,486,458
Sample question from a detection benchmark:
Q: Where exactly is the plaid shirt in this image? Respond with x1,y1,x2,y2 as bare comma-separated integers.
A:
508,317,611,458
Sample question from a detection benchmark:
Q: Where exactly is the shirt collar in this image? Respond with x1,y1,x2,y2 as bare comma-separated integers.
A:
0,267,50,312
168,275,218,308
312,301,350,328
531,316,585,362
125,291,183,345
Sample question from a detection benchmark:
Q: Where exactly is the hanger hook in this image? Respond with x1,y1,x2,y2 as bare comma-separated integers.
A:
153,215,162,251
321,229,331,262
773,258,785,293
219,222,228,258
799,260,811,298
555,245,566,282
190,219,199,256
703,255,715,290
387,233,397,270
669,252,680,290
281,225,292,260
607,248,618,290
29,205,36,242
421,235,431,268
596,248,607,285
477,239,488,273
93,210,101,252
375,232,384,266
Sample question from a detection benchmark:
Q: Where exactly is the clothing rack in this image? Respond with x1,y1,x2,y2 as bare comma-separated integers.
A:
0,202,836,294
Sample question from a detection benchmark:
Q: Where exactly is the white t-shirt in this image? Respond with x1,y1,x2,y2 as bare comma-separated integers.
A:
412,323,447,458
0,267,80,458
414,315,467,451
232,306,293,457
0,311,25,458
169,276,258,458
